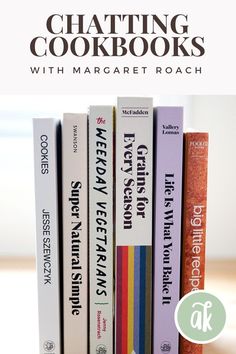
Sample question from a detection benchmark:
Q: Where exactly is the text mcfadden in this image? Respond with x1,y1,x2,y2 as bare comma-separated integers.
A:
30,14,205,58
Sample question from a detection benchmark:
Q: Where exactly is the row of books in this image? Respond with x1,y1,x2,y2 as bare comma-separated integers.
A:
33,97,208,354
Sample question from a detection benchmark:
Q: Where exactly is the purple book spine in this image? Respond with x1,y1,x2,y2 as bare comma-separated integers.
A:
153,107,183,354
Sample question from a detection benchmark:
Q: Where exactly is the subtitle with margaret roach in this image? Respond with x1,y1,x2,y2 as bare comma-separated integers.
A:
29,13,205,77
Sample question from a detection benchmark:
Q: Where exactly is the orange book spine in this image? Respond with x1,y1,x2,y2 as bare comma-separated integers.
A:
180,132,209,354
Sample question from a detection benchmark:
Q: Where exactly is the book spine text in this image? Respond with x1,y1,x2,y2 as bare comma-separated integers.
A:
89,106,114,354
180,132,209,354
33,118,61,354
116,97,153,354
62,114,88,354
153,107,183,354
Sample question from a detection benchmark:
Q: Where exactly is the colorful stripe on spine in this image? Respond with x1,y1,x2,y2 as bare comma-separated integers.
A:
128,247,134,354
134,247,140,354
122,246,128,354
116,246,152,354
116,247,123,354
145,247,152,354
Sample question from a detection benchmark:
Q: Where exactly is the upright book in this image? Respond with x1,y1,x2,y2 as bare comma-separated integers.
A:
62,114,88,354
153,107,183,354
33,118,61,354
180,132,209,354
116,97,153,354
89,106,114,354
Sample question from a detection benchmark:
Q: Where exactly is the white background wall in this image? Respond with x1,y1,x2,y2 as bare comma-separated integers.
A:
191,96,236,259
0,95,235,259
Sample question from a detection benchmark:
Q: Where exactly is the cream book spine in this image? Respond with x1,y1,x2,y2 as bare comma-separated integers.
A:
89,106,114,354
62,114,88,354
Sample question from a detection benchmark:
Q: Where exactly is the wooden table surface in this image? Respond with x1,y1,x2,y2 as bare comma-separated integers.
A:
0,258,235,354
204,260,236,354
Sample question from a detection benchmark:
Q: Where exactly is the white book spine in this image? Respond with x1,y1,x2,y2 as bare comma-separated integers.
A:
115,97,153,354
33,118,61,354
89,106,114,354
62,114,88,354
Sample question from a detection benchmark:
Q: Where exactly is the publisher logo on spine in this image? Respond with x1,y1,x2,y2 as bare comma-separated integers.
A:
160,341,171,353
96,344,107,354
43,340,55,352
175,291,226,344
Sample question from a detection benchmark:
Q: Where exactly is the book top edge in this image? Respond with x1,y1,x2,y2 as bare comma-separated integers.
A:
155,106,183,111
89,105,114,108
117,97,153,104
184,131,209,136
117,96,153,99
63,112,87,116
63,113,87,120
32,118,60,129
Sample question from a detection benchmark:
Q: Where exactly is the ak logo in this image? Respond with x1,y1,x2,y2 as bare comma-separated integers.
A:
174,290,226,344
